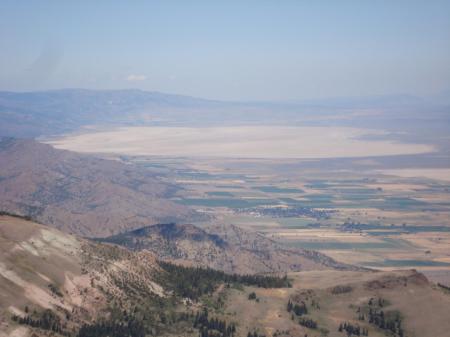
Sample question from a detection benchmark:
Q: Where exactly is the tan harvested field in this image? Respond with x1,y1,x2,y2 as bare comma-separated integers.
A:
261,228,450,273
48,126,434,159
378,169,450,182
336,207,450,227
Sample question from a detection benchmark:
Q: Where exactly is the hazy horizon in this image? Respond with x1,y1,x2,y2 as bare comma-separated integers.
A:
1,1,449,100
0,86,449,103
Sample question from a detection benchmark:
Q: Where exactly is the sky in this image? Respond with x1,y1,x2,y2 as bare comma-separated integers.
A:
0,1,449,100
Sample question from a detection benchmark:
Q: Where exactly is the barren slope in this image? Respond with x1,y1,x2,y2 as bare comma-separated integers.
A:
0,215,163,337
101,223,358,274
0,138,193,237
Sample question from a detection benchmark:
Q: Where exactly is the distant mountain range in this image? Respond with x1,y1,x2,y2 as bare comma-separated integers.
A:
1,89,448,147
0,89,222,137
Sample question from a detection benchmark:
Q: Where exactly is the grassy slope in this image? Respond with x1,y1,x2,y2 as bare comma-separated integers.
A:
221,270,450,337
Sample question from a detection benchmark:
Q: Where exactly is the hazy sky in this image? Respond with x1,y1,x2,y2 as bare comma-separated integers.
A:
1,1,449,100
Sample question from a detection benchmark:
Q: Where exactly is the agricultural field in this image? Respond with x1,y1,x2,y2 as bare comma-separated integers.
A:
119,154,450,284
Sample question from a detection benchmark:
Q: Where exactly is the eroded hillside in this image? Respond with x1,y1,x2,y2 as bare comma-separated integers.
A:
0,215,164,336
0,138,195,237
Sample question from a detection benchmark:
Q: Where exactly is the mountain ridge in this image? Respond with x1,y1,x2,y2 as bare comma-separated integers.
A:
1,89,448,141
100,222,359,274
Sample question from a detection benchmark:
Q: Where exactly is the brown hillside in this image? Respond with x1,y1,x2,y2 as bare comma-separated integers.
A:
0,138,194,237
101,222,359,274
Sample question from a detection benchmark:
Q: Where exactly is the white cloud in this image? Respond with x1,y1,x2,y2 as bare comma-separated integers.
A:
125,74,147,81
